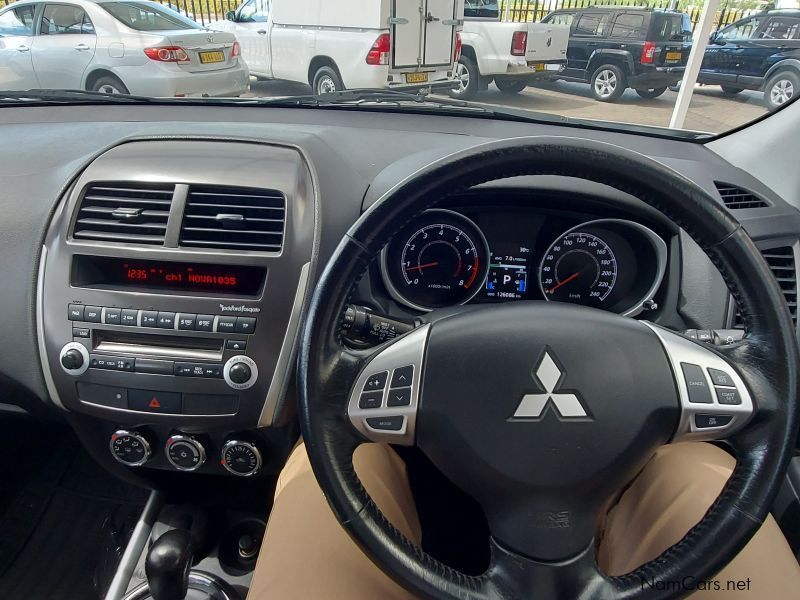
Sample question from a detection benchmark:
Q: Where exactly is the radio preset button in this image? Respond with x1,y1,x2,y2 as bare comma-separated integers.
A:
195,315,215,332
68,304,85,321
217,316,237,333
104,307,122,325
141,311,159,327
84,306,102,323
121,309,139,326
157,312,176,329
235,317,257,334
178,314,197,330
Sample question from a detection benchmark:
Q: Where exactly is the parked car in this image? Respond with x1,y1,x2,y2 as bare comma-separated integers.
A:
0,0,249,97
210,0,460,95
540,7,692,102
449,0,568,99
699,9,800,111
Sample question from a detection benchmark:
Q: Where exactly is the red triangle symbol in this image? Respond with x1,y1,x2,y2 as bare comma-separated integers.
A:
149,397,161,409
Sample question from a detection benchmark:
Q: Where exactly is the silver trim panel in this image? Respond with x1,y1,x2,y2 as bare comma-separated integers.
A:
347,325,429,445
644,323,754,442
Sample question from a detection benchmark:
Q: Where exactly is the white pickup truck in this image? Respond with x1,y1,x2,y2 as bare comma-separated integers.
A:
450,1,568,99
211,0,462,95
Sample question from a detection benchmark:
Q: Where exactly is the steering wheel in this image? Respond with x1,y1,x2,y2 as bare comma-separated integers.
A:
298,138,799,599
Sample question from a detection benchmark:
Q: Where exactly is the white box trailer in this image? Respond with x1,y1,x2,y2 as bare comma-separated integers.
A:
212,0,463,93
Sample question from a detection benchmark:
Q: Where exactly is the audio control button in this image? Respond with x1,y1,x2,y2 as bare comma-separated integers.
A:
104,308,121,325
235,317,257,334
84,306,102,323
226,339,247,351
174,362,223,378
72,327,90,338
141,311,158,327
178,314,197,330
195,315,215,331
121,309,139,326
217,316,237,333
68,304,84,321
90,354,134,372
223,356,258,390
157,312,176,329
59,342,90,376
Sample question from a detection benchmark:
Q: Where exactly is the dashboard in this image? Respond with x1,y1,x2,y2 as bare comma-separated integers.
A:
0,103,798,484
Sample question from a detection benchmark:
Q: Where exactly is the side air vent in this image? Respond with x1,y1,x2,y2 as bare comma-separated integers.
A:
73,182,174,245
733,246,797,328
714,182,770,210
179,185,285,252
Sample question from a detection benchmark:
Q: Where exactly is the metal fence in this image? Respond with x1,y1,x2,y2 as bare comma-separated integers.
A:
1,0,760,30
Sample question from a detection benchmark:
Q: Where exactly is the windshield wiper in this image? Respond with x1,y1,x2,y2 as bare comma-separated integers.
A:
0,89,169,105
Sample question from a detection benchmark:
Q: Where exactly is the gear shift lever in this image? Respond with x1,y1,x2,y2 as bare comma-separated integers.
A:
145,529,194,600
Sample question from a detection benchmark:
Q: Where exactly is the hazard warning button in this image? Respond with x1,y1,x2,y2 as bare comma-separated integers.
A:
129,389,181,413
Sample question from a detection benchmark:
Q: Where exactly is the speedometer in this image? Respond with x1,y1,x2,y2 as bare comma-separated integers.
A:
539,232,618,308
381,210,490,311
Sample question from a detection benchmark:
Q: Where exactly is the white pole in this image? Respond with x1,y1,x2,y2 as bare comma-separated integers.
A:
504,0,511,22
669,0,723,129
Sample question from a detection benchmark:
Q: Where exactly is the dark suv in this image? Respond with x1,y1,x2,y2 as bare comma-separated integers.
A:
541,7,692,102
699,10,800,110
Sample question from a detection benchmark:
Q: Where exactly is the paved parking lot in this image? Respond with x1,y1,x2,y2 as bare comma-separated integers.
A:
249,79,768,135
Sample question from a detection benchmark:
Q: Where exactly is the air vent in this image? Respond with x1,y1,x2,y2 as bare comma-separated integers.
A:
715,182,769,210
179,185,285,252
733,246,797,328
73,182,174,245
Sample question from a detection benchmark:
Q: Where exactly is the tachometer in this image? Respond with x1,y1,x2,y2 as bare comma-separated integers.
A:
539,232,617,308
381,210,490,311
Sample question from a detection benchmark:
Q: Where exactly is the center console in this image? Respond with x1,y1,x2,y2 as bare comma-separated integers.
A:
38,139,317,477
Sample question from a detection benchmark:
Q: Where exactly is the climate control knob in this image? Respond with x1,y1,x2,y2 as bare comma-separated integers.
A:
223,356,258,390
59,342,90,376
110,430,151,467
221,440,262,477
165,434,206,472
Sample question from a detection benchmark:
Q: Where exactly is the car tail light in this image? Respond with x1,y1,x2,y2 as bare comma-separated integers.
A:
641,41,656,64
144,46,190,63
454,32,462,63
231,41,240,58
511,31,527,56
366,33,390,65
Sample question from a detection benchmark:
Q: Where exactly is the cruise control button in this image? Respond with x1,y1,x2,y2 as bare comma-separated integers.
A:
715,387,742,405
195,315,215,332
386,387,412,407
707,368,735,387
178,314,197,330
217,316,237,333
68,304,84,321
359,392,383,409
141,311,159,327
366,416,404,431
695,414,733,429
157,312,176,329
84,306,102,323
390,365,414,388
129,389,181,413
121,309,139,326
235,317,257,334
104,308,121,325
680,363,712,403
363,371,388,392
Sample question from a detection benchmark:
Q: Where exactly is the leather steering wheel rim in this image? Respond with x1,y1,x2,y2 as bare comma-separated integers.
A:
298,137,799,600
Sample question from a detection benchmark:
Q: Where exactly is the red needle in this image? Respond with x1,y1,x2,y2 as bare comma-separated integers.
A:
547,272,580,294
405,261,439,272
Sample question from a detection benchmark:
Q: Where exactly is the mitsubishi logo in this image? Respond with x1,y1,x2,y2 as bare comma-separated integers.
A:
546,37,552,47
207,35,215,43
511,349,590,420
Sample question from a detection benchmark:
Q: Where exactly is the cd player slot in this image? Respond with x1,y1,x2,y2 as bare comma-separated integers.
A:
94,332,223,362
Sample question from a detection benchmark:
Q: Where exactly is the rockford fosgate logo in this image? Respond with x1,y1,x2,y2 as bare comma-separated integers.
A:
219,304,261,314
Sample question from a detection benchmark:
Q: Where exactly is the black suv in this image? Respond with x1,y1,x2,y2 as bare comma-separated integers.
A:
541,7,692,102
699,10,800,110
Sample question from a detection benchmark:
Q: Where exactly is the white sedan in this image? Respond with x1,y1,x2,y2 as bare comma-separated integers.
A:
0,0,249,97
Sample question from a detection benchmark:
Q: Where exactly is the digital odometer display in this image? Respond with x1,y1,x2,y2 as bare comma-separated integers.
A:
72,256,265,296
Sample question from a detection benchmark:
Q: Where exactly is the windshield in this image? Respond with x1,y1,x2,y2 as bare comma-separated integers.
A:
0,0,796,138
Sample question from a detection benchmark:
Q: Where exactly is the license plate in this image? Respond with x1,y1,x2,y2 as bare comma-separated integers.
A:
666,51,682,62
199,50,225,64
534,64,546,72
405,72,428,84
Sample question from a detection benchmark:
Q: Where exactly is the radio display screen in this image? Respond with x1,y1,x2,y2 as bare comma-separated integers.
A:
72,255,265,296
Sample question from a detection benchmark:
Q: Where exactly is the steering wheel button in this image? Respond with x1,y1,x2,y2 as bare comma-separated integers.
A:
680,363,712,403
358,391,383,409
363,371,388,392
715,387,742,405
708,368,735,387
695,414,733,429
390,365,414,388
366,416,404,431
386,386,412,407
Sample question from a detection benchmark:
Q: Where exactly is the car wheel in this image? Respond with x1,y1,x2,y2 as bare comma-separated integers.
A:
90,75,129,95
590,64,626,102
764,70,798,111
721,85,744,96
495,78,528,94
312,66,344,95
635,87,667,100
448,56,479,100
